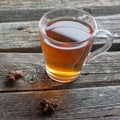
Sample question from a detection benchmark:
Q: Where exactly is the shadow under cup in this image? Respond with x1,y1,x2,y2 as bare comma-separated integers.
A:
39,8,113,83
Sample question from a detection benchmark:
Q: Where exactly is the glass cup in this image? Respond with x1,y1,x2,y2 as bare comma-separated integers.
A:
39,8,113,83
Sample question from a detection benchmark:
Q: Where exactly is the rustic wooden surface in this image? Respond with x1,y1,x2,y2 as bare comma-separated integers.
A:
0,0,120,119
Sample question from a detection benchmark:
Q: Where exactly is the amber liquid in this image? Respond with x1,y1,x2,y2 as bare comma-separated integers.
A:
40,18,94,83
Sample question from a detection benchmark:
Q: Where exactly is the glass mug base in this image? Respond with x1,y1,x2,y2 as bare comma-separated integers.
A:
46,66,81,83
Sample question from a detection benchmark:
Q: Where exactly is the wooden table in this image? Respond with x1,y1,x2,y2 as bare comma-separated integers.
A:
0,0,120,119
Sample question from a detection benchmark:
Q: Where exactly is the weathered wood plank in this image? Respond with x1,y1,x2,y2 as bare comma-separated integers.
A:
0,52,119,92
0,86,120,120
0,14,120,52
0,6,120,23
0,0,120,22
0,0,119,10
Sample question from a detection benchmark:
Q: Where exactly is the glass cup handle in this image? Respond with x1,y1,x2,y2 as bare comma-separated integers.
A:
86,30,113,63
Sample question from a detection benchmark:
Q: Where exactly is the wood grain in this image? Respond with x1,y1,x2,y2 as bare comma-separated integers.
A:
0,0,120,22
0,6,120,23
0,14,120,52
0,52,119,92
0,86,120,120
0,0,120,10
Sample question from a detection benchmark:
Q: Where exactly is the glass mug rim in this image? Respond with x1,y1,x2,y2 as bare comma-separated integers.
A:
39,8,97,49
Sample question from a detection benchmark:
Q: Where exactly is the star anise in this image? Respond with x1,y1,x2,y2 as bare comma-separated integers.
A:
6,70,24,86
39,99,58,115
